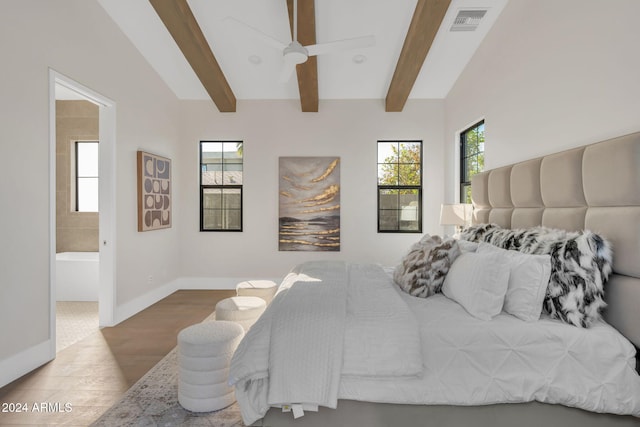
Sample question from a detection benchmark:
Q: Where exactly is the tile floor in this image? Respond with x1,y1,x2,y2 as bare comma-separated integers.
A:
56,302,99,353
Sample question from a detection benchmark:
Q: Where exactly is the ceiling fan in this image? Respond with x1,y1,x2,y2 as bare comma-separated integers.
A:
226,0,375,83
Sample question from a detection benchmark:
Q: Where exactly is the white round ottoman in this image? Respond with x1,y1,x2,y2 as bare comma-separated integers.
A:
215,296,266,331
177,321,244,413
236,280,278,304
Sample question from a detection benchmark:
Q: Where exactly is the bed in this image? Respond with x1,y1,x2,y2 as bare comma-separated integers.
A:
230,131,640,426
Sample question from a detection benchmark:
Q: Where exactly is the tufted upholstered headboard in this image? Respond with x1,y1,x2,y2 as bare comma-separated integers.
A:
470,131,640,348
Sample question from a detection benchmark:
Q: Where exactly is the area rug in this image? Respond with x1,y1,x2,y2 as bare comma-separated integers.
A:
91,347,244,427
91,315,246,426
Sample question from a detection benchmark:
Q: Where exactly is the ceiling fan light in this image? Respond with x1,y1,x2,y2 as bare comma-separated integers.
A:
284,41,309,65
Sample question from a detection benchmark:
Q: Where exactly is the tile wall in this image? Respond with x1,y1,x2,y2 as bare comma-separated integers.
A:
56,100,99,253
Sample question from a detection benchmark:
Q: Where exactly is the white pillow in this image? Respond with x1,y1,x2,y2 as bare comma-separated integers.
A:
476,243,551,322
442,252,510,321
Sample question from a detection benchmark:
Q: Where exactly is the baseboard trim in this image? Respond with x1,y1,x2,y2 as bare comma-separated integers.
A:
114,279,180,325
176,277,282,290
1,276,283,387
113,276,282,324
0,340,52,388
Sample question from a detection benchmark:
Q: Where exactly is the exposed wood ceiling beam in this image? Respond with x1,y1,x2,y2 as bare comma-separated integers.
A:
149,0,236,112
287,0,319,112
385,0,451,112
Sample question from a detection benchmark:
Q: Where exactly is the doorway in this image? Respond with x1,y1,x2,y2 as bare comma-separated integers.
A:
49,70,116,358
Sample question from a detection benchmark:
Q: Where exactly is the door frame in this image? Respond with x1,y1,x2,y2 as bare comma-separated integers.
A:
49,69,117,357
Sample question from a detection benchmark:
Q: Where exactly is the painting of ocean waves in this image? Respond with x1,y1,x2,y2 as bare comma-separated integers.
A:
279,157,340,251
279,216,340,251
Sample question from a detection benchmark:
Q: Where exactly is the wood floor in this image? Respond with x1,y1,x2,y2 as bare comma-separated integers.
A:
0,290,235,426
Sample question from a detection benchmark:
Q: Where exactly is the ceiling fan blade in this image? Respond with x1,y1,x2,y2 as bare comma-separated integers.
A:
278,60,297,83
306,35,375,57
224,16,289,51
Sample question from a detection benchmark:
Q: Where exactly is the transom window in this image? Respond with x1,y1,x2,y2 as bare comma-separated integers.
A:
200,141,243,231
377,140,422,233
460,121,484,203
75,141,99,212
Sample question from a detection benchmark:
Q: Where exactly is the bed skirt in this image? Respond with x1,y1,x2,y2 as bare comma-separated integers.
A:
255,400,640,427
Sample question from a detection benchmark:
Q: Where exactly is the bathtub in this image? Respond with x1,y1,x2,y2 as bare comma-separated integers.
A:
56,252,99,301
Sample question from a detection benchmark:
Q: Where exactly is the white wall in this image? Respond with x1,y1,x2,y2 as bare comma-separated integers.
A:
0,0,182,385
444,0,640,198
177,99,445,282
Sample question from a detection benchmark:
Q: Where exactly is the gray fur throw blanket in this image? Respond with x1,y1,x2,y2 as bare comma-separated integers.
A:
394,234,461,298
459,224,613,327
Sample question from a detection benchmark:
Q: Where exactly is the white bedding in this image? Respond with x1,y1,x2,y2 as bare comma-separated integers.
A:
229,261,423,425
341,292,640,417
231,261,640,424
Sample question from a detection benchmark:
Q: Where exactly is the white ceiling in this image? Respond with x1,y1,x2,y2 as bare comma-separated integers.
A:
97,0,508,101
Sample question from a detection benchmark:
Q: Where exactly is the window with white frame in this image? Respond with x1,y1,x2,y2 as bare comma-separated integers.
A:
75,141,99,212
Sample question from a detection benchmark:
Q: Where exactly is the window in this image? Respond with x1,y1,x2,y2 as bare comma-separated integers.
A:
460,121,485,203
200,141,243,231
75,141,99,212
377,140,422,232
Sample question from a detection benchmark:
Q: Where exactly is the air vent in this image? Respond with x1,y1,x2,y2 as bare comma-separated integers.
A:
450,9,487,32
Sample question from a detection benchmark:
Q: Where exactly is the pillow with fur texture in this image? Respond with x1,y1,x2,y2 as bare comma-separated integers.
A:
459,224,612,327
394,235,462,298
456,239,479,253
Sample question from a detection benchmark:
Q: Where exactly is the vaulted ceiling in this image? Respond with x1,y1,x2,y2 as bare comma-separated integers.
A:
98,0,507,112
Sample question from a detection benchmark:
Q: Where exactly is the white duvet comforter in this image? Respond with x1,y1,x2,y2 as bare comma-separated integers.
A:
342,292,640,416
230,261,640,424
229,261,423,425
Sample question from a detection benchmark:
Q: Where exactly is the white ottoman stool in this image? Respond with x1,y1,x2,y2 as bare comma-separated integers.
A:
177,321,244,412
215,296,266,331
236,280,278,304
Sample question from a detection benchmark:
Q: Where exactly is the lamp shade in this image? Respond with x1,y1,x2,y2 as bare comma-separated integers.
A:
440,204,473,226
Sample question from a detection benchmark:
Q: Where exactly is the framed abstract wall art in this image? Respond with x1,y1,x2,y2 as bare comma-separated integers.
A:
137,151,171,231
279,156,340,251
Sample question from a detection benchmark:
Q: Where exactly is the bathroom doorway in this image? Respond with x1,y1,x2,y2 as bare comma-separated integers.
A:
49,70,116,357
54,94,99,351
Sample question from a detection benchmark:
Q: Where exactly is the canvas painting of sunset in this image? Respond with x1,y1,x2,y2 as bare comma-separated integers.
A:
279,157,340,251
